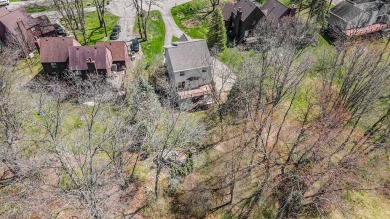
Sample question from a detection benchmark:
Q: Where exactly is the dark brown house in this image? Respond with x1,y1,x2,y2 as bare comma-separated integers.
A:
68,46,113,78
96,41,129,71
222,0,264,42
38,37,81,75
0,8,56,57
260,0,296,21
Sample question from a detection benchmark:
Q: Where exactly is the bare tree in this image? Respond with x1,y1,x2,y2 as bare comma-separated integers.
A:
53,0,87,44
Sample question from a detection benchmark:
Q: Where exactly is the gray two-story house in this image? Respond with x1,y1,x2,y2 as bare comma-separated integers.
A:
164,37,212,100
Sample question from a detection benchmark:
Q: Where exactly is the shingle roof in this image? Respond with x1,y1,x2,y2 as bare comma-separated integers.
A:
39,37,81,63
96,41,128,62
222,0,260,21
35,15,55,35
68,46,112,71
0,7,9,18
260,0,290,21
330,1,365,22
178,33,190,42
165,39,211,72
0,8,38,34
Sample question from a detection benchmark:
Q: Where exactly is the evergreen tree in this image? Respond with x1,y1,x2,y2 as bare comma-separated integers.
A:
206,8,227,51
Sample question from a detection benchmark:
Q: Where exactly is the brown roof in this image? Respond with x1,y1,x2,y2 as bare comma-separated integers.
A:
222,0,260,21
96,41,128,62
0,7,9,18
68,46,113,71
35,15,55,35
39,37,81,63
260,0,290,21
0,8,38,35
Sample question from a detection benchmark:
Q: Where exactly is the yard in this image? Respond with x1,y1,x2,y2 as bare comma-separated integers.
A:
133,11,165,65
61,11,119,45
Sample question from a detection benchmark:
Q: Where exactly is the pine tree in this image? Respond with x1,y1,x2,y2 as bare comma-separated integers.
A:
206,8,227,51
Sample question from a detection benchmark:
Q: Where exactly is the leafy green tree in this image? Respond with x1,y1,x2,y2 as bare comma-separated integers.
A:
206,8,227,51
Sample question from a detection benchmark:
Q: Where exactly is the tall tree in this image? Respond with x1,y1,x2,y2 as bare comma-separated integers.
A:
206,8,227,51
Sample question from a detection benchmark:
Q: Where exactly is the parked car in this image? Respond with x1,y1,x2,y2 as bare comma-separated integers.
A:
0,0,9,6
114,24,121,32
110,31,119,40
130,51,136,61
130,38,139,52
53,23,66,36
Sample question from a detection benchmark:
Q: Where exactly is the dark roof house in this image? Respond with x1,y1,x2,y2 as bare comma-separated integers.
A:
0,8,56,57
222,0,264,42
68,46,113,78
328,0,390,36
38,37,81,74
260,0,296,21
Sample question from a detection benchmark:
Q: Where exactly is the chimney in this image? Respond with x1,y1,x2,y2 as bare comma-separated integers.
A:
34,37,40,53
289,4,297,17
234,7,243,40
87,57,96,73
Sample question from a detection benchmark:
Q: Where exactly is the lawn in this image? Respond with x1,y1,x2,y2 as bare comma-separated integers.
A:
61,11,119,45
134,10,165,65
26,6,54,13
171,0,210,39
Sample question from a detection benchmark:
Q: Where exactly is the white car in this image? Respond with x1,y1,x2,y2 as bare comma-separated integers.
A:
0,0,9,6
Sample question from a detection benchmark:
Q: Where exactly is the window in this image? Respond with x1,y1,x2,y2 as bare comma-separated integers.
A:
31,27,36,32
180,71,185,76
202,68,207,73
50,63,58,69
177,81,185,89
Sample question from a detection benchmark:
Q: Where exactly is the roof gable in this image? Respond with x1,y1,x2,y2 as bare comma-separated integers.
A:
260,0,290,21
39,37,81,63
96,41,128,62
0,8,38,34
0,7,9,18
165,39,211,72
223,0,261,21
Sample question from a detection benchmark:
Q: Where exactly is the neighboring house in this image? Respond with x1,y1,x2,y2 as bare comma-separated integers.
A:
96,41,129,71
68,46,113,78
0,8,56,57
328,0,390,37
164,37,212,100
260,0,296,21
37,37,81,75
222,0,264,42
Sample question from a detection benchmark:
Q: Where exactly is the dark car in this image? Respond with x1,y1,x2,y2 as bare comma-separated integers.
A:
110,31,119,40
130,38,139,52
53,23,66,36
114,24,121,32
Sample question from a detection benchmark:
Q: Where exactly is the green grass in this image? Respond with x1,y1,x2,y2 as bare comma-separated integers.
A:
134,11,165,65
171,0,209,39
9,0,21,2
172,36,179,42
26,6,53,13
62,11,119,45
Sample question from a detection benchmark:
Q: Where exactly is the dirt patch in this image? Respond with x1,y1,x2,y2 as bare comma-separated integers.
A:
182,19,201,28
177,12,185,19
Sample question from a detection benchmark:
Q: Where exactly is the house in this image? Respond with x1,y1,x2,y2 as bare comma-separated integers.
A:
68,46,113,78
328,0,390,37
37,37,81,75
0,8,56,56
164,37,212,100
96,41,129,71
260,0,296,21
222,0,264,42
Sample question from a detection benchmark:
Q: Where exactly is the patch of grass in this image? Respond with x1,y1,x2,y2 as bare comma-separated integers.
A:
62,11,119,45
172,35,179,42
134,10,165,65
171,0,209,39
9,0,21,2
26,6,53,13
